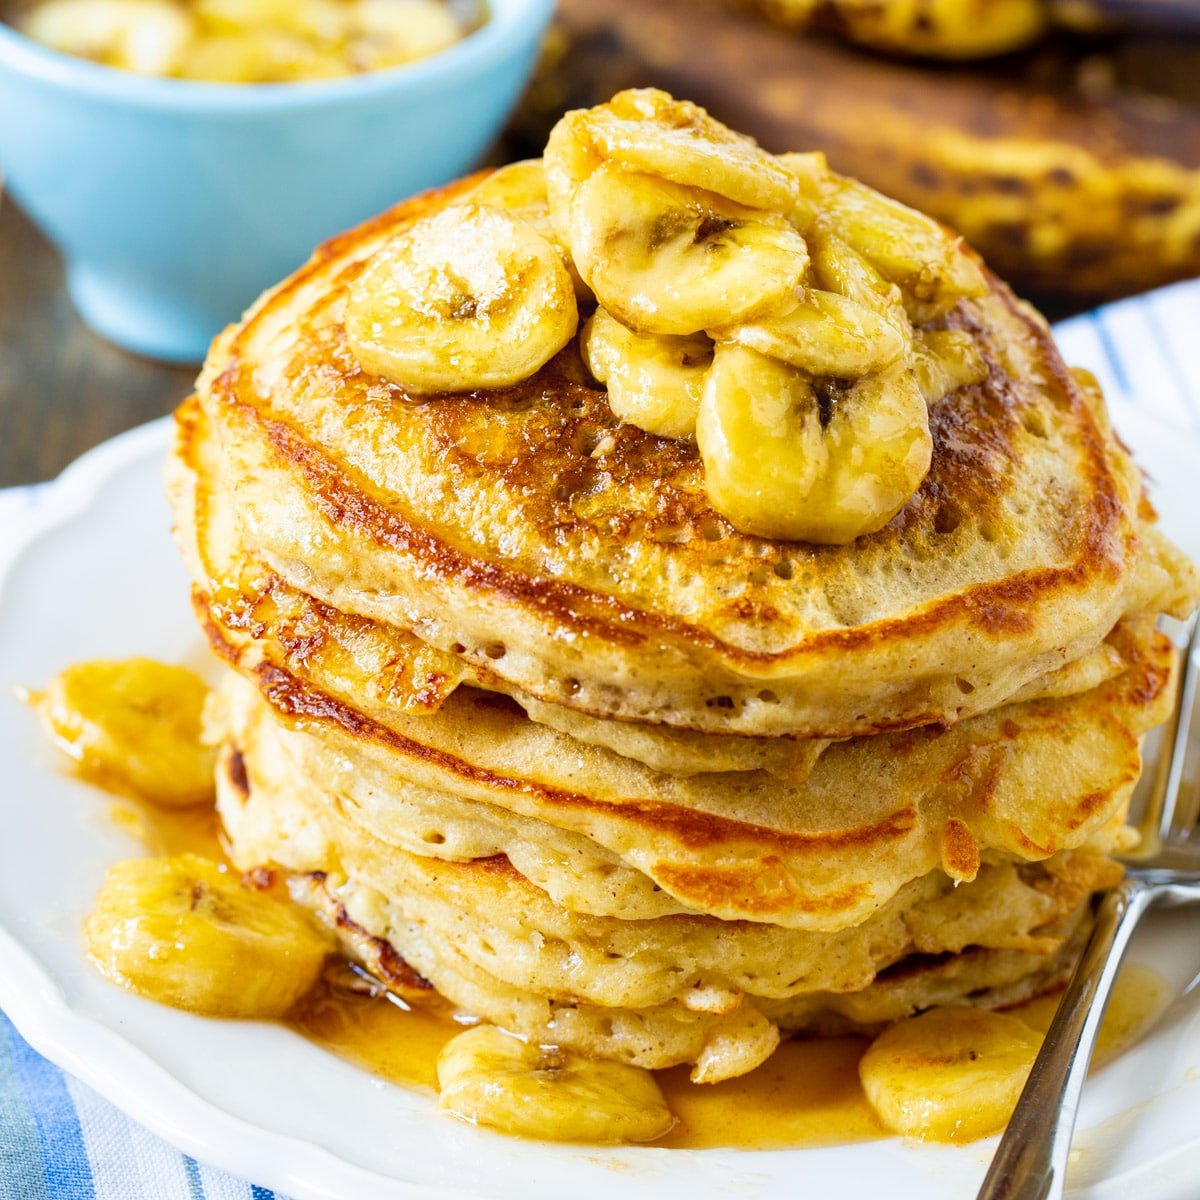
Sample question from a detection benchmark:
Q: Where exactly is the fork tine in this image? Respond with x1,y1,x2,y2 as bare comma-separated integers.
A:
1137,613,1200,854
1163,614,1200,843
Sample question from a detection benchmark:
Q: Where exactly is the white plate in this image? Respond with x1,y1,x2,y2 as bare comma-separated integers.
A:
1,407,1199,1200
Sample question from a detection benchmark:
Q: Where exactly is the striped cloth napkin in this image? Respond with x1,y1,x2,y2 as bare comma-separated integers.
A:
2,278,1199,1200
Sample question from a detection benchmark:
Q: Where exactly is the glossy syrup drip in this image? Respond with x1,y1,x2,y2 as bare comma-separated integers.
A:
107,798,227,860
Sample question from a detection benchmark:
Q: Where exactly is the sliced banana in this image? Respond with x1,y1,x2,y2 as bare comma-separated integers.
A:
859,1008,1042,1142
469,160,554,230
86,854,331,1017
590,88,799,211
583,307,711,439
345,203,578,393
177,29,349,81
912,329,989,404
777,149,830,207
817,179,988,321
468,161,591,300
696,345,932,543
545,90,798,236
437,1025,675,1144
24,0,194,74
569,166,807,336
807,225,905,318
30,658,215,808
346,0,462,71
194,0,345,42
720,288,907,377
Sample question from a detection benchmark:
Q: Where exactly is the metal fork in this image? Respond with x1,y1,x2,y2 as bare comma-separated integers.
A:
976,615,1200,1200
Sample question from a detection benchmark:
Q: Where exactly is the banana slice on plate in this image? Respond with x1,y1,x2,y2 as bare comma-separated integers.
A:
86,854,331,1017
721,288,907,377
437,1025,675,1144
29,658,215,809
582,307,712,439
859,1008,1042,1142
345,203,579,393
569,166,808,336
696,346,932,543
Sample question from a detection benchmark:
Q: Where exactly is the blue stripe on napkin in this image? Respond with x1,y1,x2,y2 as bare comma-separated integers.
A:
0,1019,91,1199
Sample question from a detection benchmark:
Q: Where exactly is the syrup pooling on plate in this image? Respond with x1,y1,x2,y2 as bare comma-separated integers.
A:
15,0,480,83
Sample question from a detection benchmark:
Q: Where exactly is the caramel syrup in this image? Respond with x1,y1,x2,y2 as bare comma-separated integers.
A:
279,963,1172,1150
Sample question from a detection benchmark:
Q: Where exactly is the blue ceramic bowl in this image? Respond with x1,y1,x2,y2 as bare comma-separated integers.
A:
0,0,553,362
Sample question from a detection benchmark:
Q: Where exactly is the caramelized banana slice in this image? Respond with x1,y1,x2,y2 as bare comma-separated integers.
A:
437,1025,675,1143
469,159,555,231
583,307,712,439
817,181,988,321
570,167,807,336
30,658,214,808
696,346,931,543
346,203,578,393
859,1008,1042,1142
468,160,590,300
545,89,798,236
24,0,193,74
912,329,989,404
807,225,905,318
721,289,907,377
86,854,331,1017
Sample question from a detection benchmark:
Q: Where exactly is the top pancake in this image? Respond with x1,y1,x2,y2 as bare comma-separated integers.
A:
192,173,1196,738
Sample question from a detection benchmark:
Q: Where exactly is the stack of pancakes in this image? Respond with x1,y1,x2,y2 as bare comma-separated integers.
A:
168,174,1197,1083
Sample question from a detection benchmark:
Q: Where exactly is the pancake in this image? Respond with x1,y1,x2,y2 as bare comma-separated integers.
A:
198,594,1170,930
184,169,1195,739
171,387,1172,777
215,695,1111,1079
169,393,829,783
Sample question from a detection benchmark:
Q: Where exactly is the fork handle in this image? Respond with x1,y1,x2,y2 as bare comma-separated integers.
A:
975,877,1156,1200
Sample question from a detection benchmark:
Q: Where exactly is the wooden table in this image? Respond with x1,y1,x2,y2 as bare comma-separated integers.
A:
0,200,196,488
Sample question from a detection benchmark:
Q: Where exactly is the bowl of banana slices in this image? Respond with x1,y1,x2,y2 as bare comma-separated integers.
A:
0,0,553,362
